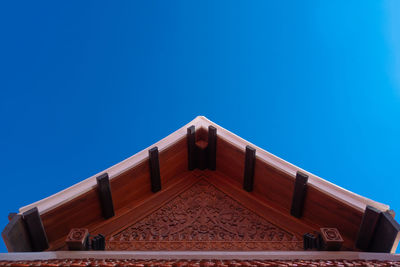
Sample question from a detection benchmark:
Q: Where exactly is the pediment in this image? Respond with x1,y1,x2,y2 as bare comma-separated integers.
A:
107,179,302,250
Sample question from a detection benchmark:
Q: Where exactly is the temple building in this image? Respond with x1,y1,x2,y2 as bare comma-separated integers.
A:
1,116,400,266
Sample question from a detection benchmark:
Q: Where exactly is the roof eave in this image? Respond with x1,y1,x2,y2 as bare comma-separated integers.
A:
19,116,389,216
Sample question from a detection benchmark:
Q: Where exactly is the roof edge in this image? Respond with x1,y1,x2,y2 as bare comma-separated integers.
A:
19,116,389,215
199,116,389,213
19,116,205,215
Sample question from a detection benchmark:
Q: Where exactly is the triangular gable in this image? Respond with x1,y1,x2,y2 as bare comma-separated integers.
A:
3,116,398,253
18,116,388,215
107,179,301,251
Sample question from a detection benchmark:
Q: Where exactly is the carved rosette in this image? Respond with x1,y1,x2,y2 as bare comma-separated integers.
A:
321,228,343,242
320,228,344,251
65,228,89,251
107,180,302,250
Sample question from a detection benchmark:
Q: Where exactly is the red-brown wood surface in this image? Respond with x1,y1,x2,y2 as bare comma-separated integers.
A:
107,175,304,251
49,171,199,251
93,171,201,239
216,137,245,184
41,187,102,249
159,137,188,186
110,161,151,212
253,157,294,212
205,170,357,249
204,170,316,240
302,185,363,245
42,137,187,250
213,136,363,249
36,130,364,251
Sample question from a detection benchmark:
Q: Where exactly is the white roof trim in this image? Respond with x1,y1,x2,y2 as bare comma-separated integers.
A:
1,251,400,261
200,116,389,213
19,117,204,214
19,116,388,215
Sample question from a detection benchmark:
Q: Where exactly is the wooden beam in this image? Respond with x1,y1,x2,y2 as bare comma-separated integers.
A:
290,171,309,218
187,126,196,171
96,173,115,219
196,140,208,170
355,205,381,251
149,147,161,193
243,145,256,192
207,125,217,170
369,211,400,253
22,207,49,252
1,214,32,252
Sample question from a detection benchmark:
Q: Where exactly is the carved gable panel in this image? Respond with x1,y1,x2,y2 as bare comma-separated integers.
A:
107,180,302,250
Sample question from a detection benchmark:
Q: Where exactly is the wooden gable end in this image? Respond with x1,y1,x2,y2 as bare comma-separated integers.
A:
3,117,399,253
107,179,302,251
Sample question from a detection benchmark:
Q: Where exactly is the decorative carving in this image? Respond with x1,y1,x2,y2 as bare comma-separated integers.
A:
65,228,89,251
321,228,342,241
107,180,302,250
320,228,343,251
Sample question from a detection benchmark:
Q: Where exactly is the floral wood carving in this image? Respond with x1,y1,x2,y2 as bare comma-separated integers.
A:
107,179,302,250
65,228,89,251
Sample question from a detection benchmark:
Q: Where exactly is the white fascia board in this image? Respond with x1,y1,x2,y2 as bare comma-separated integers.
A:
1,251,400,261
19,116,388,215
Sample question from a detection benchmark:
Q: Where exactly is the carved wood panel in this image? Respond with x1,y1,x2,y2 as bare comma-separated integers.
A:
107,180,302,250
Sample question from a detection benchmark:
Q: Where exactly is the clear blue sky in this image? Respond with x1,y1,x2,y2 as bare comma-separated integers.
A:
1,1,400,252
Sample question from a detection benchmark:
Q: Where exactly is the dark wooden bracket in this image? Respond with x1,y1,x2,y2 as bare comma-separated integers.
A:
91,234,105,250
290,171,309,218
304,228,343,251
186,125,217,171
303,232,322,250
1,214,32,252
355,205,381,251
22,207,49,252
207,125,217,170
187,126,196,171
243,145,256,192
96,173,115,219
368,210,400,252
149,147,161,193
